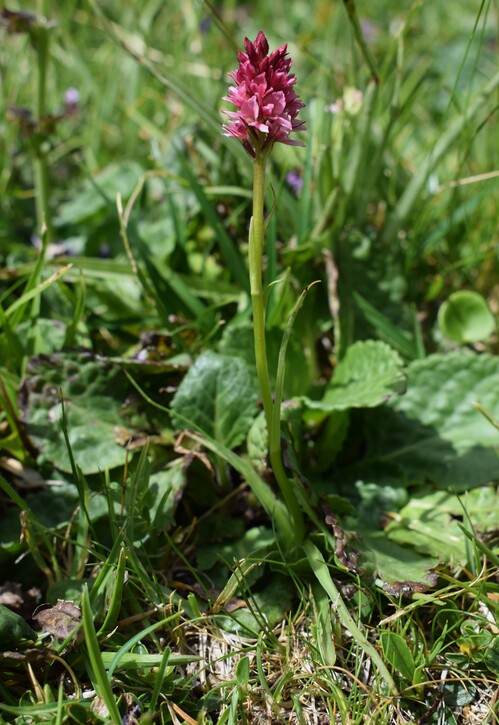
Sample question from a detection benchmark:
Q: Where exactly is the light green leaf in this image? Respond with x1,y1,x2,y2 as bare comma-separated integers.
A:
303,340,405,411
438,291,495,343
385,488,499,564
359,533,439,586
56,161,143,225
171,351,258,449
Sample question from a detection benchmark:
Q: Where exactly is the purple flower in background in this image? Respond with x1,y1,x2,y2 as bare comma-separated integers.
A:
64,87,80,116
286,169,303,197
222,31,306,158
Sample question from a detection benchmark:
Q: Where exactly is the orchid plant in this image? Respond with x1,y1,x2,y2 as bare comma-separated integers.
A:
222,32,307,546
221,34,398,693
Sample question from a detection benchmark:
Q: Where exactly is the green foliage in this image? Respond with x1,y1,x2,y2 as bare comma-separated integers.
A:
379,630,416,681
363,351,499,489
0,605,37,647
0,0,498,722
21,352,169,474
171,350,259,448
55,161,143,227
438,290,496,344
303,340,405,412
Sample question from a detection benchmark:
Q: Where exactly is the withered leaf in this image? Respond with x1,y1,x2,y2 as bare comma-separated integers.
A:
33,599,82,640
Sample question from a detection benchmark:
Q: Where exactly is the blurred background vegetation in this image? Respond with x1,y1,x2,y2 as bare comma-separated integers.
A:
1,0,497,308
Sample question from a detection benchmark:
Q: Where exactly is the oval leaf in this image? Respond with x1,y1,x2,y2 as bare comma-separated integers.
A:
171,351,258,449
368,350,499,489
303,340,405,412
21,352,168,474
438,291,495,343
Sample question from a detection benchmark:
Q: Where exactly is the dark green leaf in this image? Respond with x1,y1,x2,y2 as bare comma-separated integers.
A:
483,636,499,677
21,352,168,474
0,605,37,646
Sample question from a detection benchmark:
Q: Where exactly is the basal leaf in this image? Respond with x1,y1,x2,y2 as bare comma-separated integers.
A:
20,352,167,474
171,351,258,449
366,351,499,489
359,533,439,587
303,340,405,412
385,488,499,564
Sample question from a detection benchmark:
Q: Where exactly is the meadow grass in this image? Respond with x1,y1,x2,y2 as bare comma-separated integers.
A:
0,0,498,723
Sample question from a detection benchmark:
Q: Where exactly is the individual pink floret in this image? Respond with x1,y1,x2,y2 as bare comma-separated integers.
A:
222,31,306,157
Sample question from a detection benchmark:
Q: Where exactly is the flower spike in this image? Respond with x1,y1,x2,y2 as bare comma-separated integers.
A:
222,31,306,158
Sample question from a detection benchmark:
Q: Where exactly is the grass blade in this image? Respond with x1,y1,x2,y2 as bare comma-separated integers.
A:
304,539,398,695
81,585,122,723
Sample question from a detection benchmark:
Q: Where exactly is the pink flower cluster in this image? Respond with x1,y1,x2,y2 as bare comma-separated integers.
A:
222,31,306,157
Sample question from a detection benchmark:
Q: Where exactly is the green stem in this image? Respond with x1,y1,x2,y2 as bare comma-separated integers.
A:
249,154,304,546
32,15,53,247
249,155,274,430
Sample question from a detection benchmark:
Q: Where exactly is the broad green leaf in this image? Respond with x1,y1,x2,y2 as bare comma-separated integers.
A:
21,352,168,474
366,351,499,489
385,488,498,564
359,533,439,586
0,475,80,564
56,161,143,226
137,214,176,259
219,320,313,397
379,631,416,681
0,605,37,646
303,340,405,411
171,351,258,449
442,681,476,707
438,290,495,343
